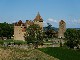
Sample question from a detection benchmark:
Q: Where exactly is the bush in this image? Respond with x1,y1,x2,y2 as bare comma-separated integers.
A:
13,40,27,45
0,40,4,45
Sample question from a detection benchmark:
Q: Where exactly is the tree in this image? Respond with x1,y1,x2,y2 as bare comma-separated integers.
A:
45,23,54,38
0,22,14,39
25,24,43,48
64,29,80,49
46,23,52,31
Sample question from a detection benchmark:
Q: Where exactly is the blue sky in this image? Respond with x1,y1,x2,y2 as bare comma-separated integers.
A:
0,0,80,28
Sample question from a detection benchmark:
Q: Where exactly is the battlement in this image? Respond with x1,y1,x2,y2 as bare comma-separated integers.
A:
14,20,25,26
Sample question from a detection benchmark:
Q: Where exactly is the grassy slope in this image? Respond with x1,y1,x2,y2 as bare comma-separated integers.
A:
0,47,58,60
38,47,80,60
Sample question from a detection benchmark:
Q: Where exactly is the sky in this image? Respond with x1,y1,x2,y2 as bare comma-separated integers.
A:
0,0,80,28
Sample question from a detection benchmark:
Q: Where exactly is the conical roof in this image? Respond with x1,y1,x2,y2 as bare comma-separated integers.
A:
34,12,43,22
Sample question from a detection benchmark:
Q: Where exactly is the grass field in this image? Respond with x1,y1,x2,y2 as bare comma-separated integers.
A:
38,47,80,60
0,39,27,45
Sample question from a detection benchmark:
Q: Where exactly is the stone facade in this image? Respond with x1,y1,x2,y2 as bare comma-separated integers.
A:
58,20,66,38
14,12,66,41
14,12,43,41
14,20,26,41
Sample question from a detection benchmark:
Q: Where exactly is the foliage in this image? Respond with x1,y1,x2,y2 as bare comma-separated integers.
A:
38,47,80,60
64,29,80,48
0,40,4,45
46,23,53,31
0,22,14,39
25,24,43,48
45,23,55,38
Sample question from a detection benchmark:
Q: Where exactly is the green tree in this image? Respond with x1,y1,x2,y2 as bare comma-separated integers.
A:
0,22,14,39
25,24,43,48
64,29,80,49
45,23,54,38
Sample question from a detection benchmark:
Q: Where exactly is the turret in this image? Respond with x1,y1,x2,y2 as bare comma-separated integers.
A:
34,12,43,30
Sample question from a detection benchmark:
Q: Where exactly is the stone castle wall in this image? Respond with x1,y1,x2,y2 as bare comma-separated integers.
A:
14,12,43,41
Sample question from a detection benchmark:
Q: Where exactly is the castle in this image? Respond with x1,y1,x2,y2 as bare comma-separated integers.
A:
14,12,43,41
14,12,66,41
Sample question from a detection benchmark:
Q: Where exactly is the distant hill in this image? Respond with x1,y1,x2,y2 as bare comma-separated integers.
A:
43,27,80,32
67,28,80,30
43,27,58,32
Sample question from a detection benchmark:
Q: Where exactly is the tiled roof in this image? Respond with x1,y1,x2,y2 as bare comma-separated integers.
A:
26,20,34,25
34,12,43,22
15,20,25,26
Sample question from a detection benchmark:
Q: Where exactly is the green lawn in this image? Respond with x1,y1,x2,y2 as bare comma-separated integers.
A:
38,47,80,60
0,39,27,45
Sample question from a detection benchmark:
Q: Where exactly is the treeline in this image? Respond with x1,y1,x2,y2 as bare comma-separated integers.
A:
0,22,14,39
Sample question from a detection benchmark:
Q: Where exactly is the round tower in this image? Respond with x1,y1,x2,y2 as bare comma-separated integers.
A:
58,20,66,38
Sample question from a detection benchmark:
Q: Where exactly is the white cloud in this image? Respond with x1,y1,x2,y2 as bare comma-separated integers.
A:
72,19,80,24
54,20,58,23
78,20,80,23
43,21,47,24
77,19,80,24
66,18,80,28
43,21,47,27
47,18,54,22
45,18,59,27
47,18,58,23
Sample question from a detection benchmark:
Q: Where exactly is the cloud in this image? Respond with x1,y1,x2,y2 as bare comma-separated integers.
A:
43,21,47,24
78,19,80,24
65,18,80,28
47,18,54,22
72,19,80,24
47,18,58,23
76,19,80,24
43,21,47,27
44,18,80,28
44,18,59,27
